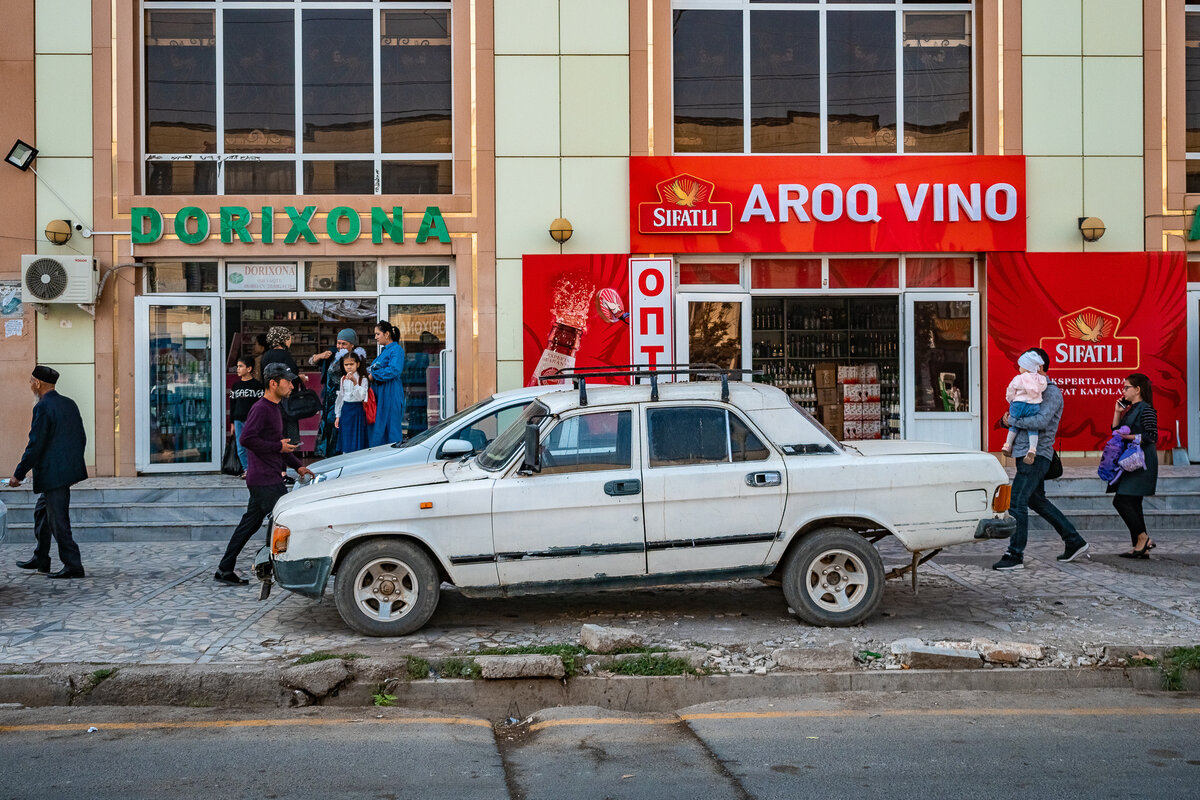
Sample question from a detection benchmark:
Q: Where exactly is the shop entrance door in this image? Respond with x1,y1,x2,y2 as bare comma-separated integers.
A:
904,292,980,449
674,293,751,373
135,296,222,472
383,296,455,436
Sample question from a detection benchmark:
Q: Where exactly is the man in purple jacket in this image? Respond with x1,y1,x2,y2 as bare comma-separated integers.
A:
216,362,313,585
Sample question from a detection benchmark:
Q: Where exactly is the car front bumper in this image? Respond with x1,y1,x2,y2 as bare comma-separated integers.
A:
973,515,1017,540
256,545,332,599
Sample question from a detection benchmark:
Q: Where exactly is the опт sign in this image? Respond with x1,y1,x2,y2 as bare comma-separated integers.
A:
130,205,451,246
630,156,1026,254
629,258,675,371
986,252,1186,452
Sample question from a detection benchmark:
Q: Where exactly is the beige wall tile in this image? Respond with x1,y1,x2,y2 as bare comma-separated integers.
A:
560,157,629,254
494,0,559,55
35,157,92,254
34,315,96,465
1083,155,1144,251
1082,0,1142,56
35,54,92,156
495,156,561,260
495,56,560,156
561,0,628,55
1021,57,1082,156
35,0,90,54
1083,57,1142,156
496,359,525,392
561,56,629,156
1022,0,1081,56
1025,156,1084,252
496,257,524,361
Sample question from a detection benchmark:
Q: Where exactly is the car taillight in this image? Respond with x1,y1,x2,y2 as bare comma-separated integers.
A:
271,525,291,554
992,485,1011,513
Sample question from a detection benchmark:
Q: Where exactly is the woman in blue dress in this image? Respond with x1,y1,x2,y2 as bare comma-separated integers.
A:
367,320,406,447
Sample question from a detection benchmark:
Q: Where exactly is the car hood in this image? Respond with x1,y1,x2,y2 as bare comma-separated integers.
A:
845,439,983,457
308,441,425,475
274,461,452,513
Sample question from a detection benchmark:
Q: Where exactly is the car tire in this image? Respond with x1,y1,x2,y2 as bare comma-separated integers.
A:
781,527,884,627
334,539,440,637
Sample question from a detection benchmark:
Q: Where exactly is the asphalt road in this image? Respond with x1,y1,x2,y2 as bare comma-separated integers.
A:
1,690,1197,799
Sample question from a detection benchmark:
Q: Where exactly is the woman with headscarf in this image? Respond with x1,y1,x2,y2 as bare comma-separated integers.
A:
309,327,368,457
260,326,302,444
367,320,406,447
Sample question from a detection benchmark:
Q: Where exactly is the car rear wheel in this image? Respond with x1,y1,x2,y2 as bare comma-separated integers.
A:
782,528,884,627
334,539,440,636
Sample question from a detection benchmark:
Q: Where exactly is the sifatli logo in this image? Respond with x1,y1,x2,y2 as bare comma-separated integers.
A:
637,174,733,235
1040,307,1139,371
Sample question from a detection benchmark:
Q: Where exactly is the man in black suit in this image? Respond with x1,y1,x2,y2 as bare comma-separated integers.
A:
6,365,89,579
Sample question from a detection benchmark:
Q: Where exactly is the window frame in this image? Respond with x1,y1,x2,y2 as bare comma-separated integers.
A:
670,0,976,156
140,0,455,196
1186,6,1200,191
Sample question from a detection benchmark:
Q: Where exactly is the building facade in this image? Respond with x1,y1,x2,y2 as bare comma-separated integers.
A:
0,0,1196,476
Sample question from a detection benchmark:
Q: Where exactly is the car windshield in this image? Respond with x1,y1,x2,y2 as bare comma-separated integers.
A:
477,401,548,471
392,396,496,449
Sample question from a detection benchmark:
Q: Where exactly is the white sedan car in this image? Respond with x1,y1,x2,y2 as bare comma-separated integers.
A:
260,380,1013,636
301,385,559,485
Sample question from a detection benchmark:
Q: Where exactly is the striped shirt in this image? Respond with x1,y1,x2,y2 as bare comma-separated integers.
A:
1121,402,1158,446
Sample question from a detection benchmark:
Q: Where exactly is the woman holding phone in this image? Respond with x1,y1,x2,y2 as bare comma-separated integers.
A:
1108,373,1158,557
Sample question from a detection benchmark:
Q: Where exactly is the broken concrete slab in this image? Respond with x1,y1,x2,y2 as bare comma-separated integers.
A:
579,624,645,654
280,659,352,699
772,646,855,671
900,645,983,670
476,655,565,680
970,638,1045,664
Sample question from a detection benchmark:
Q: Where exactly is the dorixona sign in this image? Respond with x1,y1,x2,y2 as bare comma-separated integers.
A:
130,205,450,246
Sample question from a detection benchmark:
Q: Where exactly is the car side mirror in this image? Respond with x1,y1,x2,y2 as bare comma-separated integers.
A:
440,438,474,458
520,422,541,474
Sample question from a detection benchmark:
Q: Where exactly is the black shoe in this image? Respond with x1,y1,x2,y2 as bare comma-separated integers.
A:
214,570,249,586
1057,541,1090,562
16,557,50,573
992,555,1025,571
47,567,85,579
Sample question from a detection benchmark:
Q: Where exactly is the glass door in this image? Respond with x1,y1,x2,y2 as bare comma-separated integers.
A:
903,292,980,449
674,293,751,375
383,296,455,437
135,296,222,472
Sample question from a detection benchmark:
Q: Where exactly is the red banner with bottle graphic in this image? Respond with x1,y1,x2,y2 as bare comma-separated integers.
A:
986,252,1186,452
630,155,1026,254
523,254,632,385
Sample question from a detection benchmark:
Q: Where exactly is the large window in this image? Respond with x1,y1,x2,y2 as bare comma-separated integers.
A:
673,1,972,154
144,1,452,196
1188,9,1200,192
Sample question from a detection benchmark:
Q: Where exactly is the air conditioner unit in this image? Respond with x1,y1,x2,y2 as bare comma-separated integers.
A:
21,255,98,304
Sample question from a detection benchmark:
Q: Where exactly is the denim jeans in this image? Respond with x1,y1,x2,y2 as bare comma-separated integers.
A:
1006,455,1086,560
234,420,248,472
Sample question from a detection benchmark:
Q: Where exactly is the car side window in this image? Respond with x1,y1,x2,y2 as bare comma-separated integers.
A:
539,410,632,475
443,402,529,455
648,406,770,467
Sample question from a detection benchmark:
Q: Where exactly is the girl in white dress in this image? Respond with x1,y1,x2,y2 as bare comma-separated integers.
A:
334,351,370,453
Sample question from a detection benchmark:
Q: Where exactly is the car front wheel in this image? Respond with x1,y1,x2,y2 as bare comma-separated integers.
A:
334,539,440,636
782,527,884,627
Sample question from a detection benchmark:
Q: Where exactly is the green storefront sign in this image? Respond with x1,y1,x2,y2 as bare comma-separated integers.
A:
131,205,451,246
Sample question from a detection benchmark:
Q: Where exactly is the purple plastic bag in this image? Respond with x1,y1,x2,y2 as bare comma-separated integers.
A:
1117,435,1145,472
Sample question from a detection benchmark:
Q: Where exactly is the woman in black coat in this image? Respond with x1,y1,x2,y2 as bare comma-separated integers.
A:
260,326,301,443
1108,372,1158,558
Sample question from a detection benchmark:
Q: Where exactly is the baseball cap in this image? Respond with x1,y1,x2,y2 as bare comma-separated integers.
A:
263,363,298,383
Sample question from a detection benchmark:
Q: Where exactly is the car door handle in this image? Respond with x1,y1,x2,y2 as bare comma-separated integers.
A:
745,471,781,487
604,479,641,496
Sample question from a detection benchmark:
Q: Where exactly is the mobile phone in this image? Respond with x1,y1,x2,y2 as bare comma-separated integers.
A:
1118,398,1131,409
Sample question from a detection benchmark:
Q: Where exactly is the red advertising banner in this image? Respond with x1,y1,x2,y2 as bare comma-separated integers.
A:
630,155,1026,254
986,252,1186,452
523,254,632,385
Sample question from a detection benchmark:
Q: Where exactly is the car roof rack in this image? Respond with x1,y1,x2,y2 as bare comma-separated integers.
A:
537,363,757,405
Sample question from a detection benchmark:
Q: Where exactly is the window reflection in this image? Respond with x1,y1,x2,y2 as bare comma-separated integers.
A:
903,13,971,152
827,11,896,153
687,301,742,369
145,11,216,154
913,300,972,412
225,161,296,194
303,10,374,153
225,10,295,153
382,11,452,153
382,161,452,194
751,10,819,153
673,10,743,153
1188,14,1200,158
304,161,375,194
146,162,217,195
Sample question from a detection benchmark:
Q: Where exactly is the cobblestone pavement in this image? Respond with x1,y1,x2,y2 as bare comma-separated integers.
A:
0,530,1197,668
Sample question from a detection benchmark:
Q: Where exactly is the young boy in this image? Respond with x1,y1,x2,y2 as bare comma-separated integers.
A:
229,357,264,477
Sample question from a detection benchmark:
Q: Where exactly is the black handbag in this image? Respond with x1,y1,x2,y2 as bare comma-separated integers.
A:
220,433,243,475
281,385,322,421
1044,448,1064,480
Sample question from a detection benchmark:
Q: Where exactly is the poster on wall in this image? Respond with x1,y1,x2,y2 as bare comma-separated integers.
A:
986,252,1186,451
523,254,631,385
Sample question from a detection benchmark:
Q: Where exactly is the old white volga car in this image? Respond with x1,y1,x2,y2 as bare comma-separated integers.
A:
257,378,1013,636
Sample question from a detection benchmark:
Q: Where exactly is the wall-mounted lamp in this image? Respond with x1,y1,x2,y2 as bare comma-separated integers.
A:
1078,216,1105,242
549,217,573,244
5,139,38,171
45,219,73,245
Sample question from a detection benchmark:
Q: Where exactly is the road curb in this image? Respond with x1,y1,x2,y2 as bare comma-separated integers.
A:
0,663,1195,713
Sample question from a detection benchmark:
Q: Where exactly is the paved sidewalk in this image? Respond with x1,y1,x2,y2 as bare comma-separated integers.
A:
1,530,1197,669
